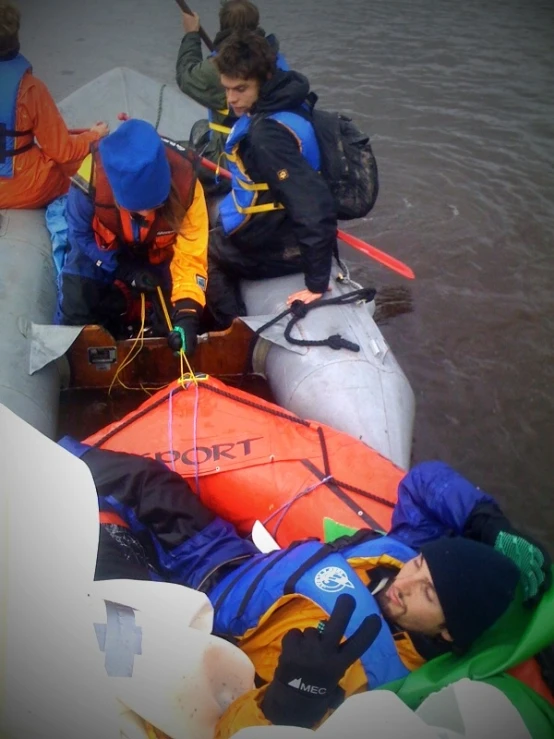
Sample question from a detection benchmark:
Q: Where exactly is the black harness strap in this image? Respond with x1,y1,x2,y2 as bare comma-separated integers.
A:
235,542,304,621
284,529,388,601
212,555,264,627
301,458,383,532
2,127,33,136
283,542,336,595
316,426,331,477
268,422,395,540
0,122,34,164
213,542,305,641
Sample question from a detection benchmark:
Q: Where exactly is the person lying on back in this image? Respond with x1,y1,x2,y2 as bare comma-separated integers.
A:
206,31,338,328
59,436,552,736
0,1,108,209
176,0,288,165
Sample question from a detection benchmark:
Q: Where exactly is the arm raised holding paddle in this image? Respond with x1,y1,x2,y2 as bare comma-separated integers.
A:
174,0,214,51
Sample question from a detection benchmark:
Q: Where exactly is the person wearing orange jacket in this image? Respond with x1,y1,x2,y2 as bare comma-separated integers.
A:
54,119,209,356
0,1,108,209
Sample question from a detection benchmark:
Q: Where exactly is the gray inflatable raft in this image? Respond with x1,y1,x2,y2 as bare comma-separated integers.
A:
0,209,60,437
2,67,414,468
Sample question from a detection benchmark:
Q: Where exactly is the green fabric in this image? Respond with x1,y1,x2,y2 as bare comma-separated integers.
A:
480,675,554,739
176,32,227,110
380,572,554,737
323,518,360,543
175,32,228,163
495,531,547,602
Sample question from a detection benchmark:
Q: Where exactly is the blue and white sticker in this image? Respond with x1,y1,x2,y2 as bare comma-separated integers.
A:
314,566,355,593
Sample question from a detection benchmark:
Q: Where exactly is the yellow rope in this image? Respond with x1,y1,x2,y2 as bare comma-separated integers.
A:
105,288,203,397
156,286,174,333
108,292,147,395
156,286,199,387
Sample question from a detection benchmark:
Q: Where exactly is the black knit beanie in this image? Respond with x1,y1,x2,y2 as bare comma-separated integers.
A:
420,537,521,652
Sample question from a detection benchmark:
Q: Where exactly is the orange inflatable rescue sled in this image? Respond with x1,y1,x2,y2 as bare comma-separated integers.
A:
85,377,403,546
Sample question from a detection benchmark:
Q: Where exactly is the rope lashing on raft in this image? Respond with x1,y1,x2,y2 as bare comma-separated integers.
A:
92,349,397,539
154,84,167,132
156,285,205,496
241,285,376,384
262,420,394,539
108,292,151,395
262,475,334,536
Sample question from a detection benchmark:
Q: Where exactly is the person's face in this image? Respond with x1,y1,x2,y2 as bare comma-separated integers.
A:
220,74,261,116
376,553,453,641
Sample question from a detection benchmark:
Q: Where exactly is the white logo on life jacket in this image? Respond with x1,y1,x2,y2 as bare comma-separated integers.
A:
314,566,355,593
288,677,327,695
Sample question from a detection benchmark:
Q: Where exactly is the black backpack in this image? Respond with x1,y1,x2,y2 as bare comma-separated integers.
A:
310,106,379,221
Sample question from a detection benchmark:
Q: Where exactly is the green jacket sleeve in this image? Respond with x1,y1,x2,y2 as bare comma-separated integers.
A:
175,32,227,111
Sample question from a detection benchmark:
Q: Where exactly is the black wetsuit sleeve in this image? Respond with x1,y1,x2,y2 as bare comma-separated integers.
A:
82,447,215,549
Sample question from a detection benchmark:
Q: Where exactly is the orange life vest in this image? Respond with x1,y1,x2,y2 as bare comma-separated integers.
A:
86,140,197,265
98,511,129,528
84,377,403,546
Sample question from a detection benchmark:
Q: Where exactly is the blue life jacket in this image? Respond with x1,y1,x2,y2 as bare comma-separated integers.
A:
0,53,33,178
218,109,320,235
209,534,415,688
207,48,289,140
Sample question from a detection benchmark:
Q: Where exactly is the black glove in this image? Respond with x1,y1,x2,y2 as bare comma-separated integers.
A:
167,299,201,357
116,263,160,293
262,594,381,728
465,501,552,607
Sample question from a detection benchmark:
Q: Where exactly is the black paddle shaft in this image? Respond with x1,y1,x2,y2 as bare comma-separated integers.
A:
173,0,215,51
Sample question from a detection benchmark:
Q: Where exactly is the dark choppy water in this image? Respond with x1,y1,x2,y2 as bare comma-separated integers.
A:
21,0,554,546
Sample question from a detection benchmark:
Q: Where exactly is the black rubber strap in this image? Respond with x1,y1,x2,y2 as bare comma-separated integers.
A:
236,542,304,620
0,139,34,162
301,459,383,532
242,287,376,381
283,543,335,595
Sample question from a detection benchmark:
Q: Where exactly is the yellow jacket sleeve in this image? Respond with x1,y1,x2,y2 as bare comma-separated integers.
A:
170,179,209,307
214,685,272,739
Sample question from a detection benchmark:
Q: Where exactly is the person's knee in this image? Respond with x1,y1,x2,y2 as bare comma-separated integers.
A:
57,272,125,326
56,273,89,325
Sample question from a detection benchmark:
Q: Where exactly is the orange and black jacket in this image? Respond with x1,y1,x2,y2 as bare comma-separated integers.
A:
0,50,99,209
67,140,209,309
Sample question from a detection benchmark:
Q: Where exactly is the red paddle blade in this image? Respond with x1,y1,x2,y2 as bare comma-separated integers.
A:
338,230,415,280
